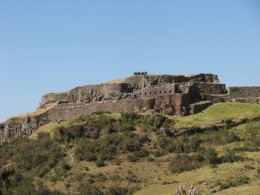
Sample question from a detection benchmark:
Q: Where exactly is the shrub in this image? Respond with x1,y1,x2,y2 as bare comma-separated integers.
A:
79,184,104,195
154,150,164,157
37,132,50,139
142,114,169,129
75,140,100,161
127,149,149,162
15,135,64,177
121,112,139,123
202,130,240,145
96,158,105,167
233,141,258,152
91,111,112,115
121,136,142,152
169,154,205,173
127,154,139,162
120,123,135,131
249,128,260,147
220,148,244,163
219,176,249,190
53,126,69,142
107,185,139,195
205,148,219,165
54,115,120,142
159,135,203,154
61,161,71,171
133,149,149,158
139,134,151,143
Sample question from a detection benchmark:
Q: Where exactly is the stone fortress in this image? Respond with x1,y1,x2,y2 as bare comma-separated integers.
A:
1,73,260,143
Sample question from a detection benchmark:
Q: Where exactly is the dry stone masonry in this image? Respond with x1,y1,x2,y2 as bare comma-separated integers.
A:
1,73,259,143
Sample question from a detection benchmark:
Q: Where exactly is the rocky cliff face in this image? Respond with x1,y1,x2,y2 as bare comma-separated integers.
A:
2,73,257,144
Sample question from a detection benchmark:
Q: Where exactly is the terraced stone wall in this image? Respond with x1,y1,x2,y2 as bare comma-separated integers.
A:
197,83,227,94
229,86,260,98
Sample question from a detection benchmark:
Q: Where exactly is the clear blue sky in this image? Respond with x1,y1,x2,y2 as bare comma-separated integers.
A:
0,0,260,122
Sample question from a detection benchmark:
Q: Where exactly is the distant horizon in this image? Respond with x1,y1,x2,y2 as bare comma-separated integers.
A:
1,0,259,122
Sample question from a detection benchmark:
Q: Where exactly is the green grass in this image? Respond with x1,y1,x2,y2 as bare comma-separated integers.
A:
169,102,260,129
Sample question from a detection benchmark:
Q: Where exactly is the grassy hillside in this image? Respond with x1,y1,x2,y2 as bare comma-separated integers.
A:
0,103,260,195
170,102,260,129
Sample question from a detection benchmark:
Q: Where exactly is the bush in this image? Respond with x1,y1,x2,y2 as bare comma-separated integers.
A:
1,175,64,195
16,135,64,176
219,176,249,190
233,141,258,152
74,131,146,163
249,128,260,147
133,149,149,158
120,123,135,131
61,161,71,171
127,149,149,162
205,148,219,165
54,115,120,142
142,114,169,129
121,112,139,124
79,184,104,195
53,126,70,142
96,158,105,167
220,149,244,163
169,154,205,173
139,134,151,143
91,111,112,115
159,135,203,154
121,136,142,152
127,154,139,162
37,132,50,139
75,140,101,161
202,130,240,145
154,150,164,157
107,185,139,195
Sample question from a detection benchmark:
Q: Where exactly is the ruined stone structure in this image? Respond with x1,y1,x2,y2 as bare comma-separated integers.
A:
0,73,259,143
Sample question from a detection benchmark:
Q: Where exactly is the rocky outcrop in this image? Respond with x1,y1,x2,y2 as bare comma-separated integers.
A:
1,73,259,143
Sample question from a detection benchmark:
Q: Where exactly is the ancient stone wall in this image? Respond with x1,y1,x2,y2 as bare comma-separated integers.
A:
46,98,155,122
190,101,213,114
1,98,156,143
197,83,227,94
139,73,220,86
191,74,220,84
228,87,260,98
201,94,229,103
154,94,190,116
142,85,175,98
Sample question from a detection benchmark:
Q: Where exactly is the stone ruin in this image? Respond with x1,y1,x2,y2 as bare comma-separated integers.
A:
0,73,259,143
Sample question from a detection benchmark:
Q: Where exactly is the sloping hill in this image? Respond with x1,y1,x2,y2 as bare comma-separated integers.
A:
0,103,259,195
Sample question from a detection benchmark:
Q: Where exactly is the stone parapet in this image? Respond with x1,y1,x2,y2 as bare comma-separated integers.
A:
228,86,260,98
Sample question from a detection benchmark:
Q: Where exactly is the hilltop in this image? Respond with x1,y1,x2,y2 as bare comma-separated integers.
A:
1,73,260,143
